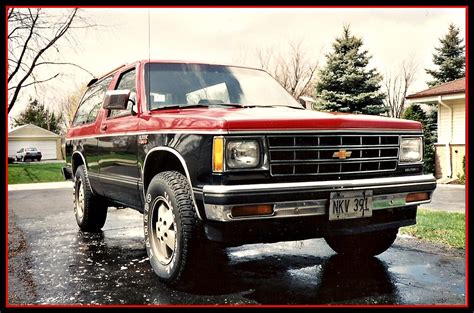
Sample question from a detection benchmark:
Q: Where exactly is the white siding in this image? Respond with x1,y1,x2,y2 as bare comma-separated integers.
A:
438,105,451,144
437,102,466,144
452,103,466,144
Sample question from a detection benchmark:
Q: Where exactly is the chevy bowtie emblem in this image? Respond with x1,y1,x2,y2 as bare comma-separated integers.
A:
333,149,352,159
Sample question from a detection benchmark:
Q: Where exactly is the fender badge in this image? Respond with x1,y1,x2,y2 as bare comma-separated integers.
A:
138,135,148,145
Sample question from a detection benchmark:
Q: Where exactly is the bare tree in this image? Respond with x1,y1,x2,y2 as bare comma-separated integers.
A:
256,40,319,100
383,58,418,118
54,84,87,130
8,8,95,113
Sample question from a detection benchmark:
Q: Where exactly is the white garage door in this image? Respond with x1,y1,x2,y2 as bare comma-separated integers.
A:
8,140,57,160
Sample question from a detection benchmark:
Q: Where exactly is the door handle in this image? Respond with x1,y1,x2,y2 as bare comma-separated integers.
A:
100,124,107,131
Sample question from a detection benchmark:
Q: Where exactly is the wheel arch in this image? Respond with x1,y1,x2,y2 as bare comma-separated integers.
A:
142,147,202,220
72,151,93,192
71,151,87,176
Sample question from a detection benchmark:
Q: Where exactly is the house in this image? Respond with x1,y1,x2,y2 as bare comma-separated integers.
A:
8,124,62,160
299,96,316,110
406,77,466,180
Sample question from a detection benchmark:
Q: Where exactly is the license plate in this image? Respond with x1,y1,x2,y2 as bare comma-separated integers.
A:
329,190,373,221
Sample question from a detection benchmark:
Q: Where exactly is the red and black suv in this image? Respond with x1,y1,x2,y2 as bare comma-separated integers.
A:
63,60,437,285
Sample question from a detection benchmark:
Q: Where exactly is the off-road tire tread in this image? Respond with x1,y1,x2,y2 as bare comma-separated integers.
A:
74,165,108,232
148,171,198,285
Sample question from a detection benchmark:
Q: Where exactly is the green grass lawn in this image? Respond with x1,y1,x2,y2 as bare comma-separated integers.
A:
400,208,465,249
8,162,65,184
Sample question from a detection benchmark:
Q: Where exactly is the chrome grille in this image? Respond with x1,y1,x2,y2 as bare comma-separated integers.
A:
267,134,399,176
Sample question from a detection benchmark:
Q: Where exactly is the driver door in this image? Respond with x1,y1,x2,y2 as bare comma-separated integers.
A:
97,65,141,208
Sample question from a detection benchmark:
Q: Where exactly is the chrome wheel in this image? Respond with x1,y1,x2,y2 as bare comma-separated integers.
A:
76,179,85,220
73,165,108,232
151,196,177,265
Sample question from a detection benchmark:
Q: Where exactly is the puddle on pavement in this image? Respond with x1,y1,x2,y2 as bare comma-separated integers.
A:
388,264,437,284
11,206,466,305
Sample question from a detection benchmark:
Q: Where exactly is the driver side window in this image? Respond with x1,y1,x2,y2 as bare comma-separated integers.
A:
109,68,136,118
72,76,112,127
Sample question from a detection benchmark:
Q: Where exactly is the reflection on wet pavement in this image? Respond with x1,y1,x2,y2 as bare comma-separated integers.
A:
9,204,466,305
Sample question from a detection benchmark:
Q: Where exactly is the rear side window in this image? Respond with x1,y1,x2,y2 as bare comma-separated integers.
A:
72,76,113,127
109,69,136,118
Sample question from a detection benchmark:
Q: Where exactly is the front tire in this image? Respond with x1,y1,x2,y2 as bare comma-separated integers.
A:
324,228,398,257
74,165,108,232
144,171,198,285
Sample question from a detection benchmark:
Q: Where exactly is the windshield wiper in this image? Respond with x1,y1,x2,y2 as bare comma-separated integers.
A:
150,103,249,110
256,104,306,110
150,103,304,110
151,104,211,110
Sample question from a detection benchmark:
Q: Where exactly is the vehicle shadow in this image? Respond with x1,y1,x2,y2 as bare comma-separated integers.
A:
180,251,401,304
70,231,401,304
311,254,401,304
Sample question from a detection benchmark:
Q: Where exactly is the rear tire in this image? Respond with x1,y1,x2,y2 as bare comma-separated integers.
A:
144,171,199,285
74,165,108,232
324,228,398,257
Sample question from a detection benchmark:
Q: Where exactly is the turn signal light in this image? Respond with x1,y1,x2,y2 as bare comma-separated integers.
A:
406,192,429,203
213,136,224,172
231,204,273,217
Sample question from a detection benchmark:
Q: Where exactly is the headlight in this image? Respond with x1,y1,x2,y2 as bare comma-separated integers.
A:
226,140,260,169
400,137,423,163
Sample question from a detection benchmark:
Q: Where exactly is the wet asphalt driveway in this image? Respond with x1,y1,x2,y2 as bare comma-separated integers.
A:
8,187,466,305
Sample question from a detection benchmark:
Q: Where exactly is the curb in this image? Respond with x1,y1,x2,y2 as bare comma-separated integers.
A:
8,181,73,191
435,184,466,189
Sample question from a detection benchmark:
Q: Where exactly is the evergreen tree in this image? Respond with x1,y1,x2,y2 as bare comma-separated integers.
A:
315,25,386,115
402,104,437,174
425,24,465,87
13,99,63,134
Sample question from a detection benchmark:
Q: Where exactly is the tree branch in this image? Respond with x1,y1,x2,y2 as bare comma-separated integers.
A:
8,73,60,90
8,9,78,113
8,9,39,83
36,61,94,77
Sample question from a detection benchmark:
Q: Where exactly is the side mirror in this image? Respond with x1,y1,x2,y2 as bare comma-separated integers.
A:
103,90,130,110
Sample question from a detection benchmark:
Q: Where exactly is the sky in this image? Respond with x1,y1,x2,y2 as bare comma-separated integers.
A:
7,7,467,128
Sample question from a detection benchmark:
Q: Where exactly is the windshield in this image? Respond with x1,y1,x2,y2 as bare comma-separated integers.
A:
144,63,302,110
27,148,37,151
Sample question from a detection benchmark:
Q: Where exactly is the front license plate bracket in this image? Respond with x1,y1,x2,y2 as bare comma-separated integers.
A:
329,190,373,221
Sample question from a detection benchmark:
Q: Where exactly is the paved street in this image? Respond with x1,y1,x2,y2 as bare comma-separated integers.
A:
7,184,466,305
9,181,466,211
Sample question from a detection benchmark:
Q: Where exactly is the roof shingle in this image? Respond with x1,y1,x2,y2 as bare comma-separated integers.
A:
406,77,465,99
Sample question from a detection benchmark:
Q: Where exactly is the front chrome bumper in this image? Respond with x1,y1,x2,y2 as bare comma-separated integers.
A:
202,174,437,222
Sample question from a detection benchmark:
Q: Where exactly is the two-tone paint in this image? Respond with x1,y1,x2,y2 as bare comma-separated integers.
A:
64,60,436,245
